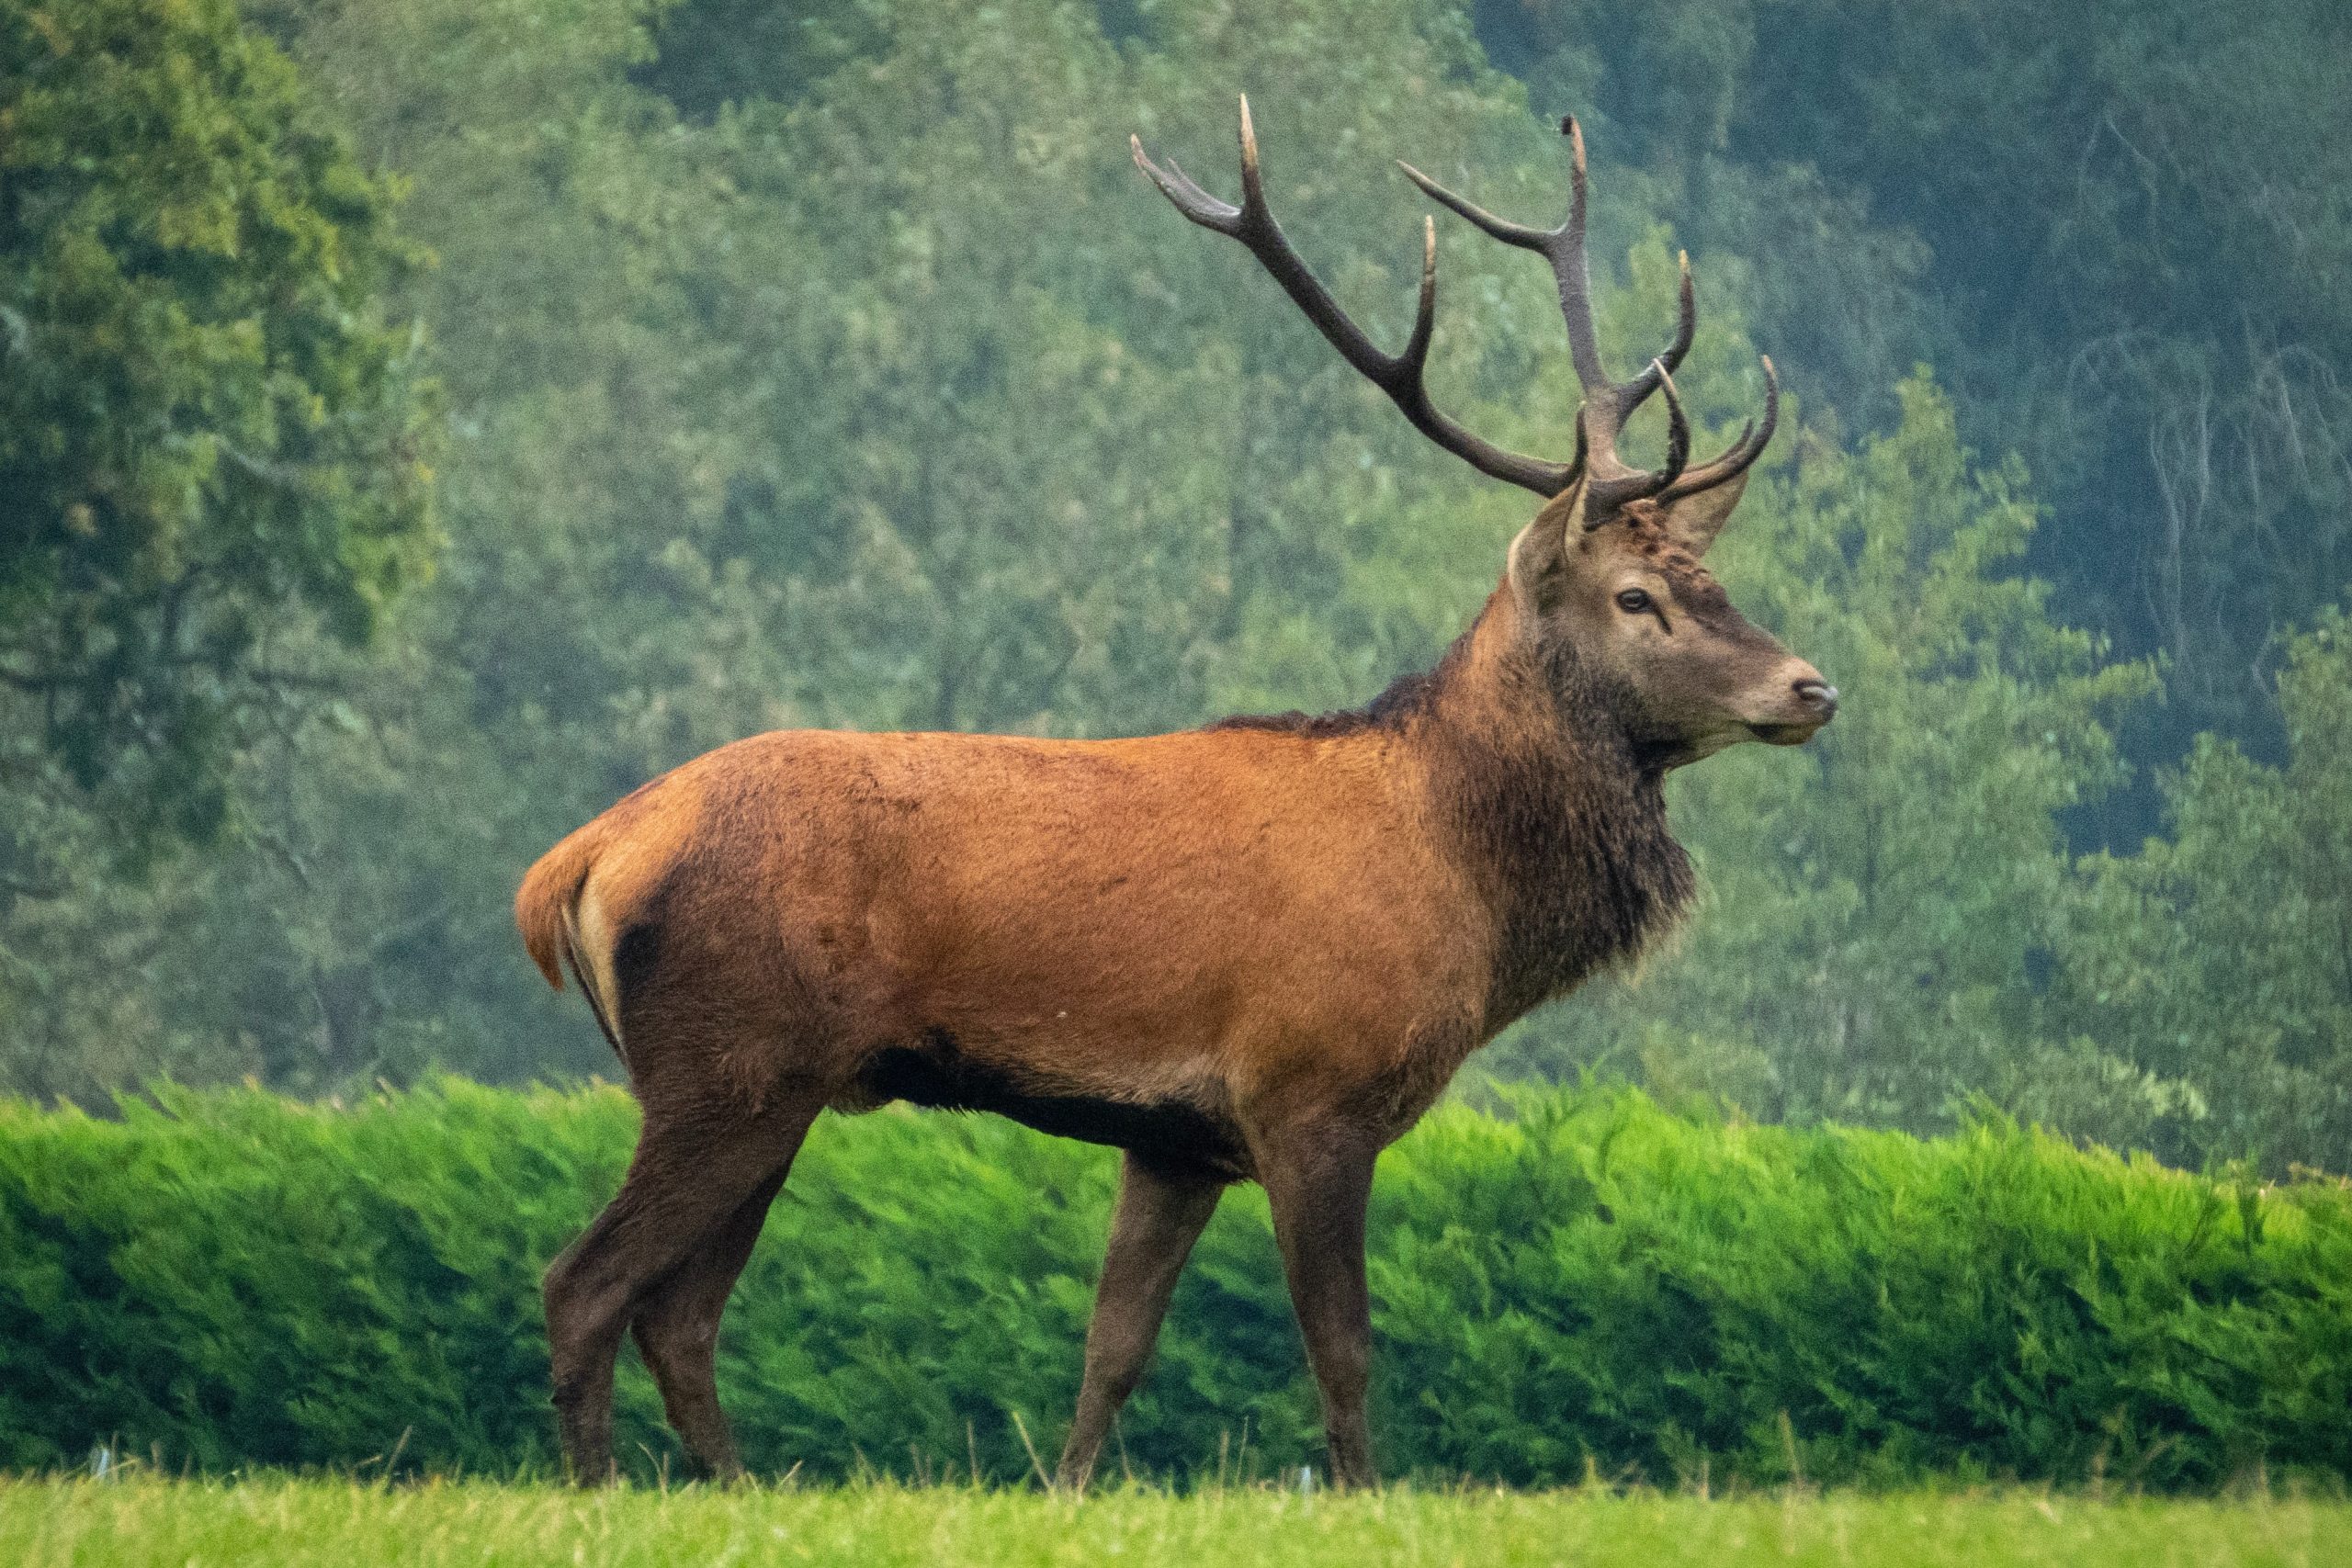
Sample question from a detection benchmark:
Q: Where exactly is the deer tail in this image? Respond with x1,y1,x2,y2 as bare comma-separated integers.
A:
515,822,606,992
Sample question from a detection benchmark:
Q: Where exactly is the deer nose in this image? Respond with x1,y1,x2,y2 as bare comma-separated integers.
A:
1792,678,1838,719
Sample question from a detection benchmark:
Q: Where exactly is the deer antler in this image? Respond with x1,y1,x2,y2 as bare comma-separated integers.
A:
1133,97,1580,498
1403,118,1777,521
1136,104,1779,524
1406,115,1740,525
1659,355,1778,504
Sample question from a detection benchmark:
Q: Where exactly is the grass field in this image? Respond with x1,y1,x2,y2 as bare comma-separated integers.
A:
0,1478,2344,1567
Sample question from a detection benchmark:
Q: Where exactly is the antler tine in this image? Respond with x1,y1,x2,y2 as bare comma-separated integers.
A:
1402,116,1696,500
1134,152,1242,232
1394,158,1559,251
1134,97,1578,498
1657,361,1691,480
1397,120,1606,397
1557,114,1604,396
1620,254,1697,406
1660,355,1781,501
1584,359,1692,522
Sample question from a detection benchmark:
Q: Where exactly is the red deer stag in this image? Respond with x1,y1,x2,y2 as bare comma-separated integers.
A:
516,100,1835,1490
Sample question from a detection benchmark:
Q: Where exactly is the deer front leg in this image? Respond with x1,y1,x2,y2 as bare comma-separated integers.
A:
1256,1122,1379,1489
1055,1153,1225,1490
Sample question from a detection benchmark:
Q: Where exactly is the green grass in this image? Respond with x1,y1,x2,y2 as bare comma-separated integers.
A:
0,1478,2343,1567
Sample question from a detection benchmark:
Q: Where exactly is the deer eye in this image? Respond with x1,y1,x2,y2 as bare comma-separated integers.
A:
1615,588,1654,614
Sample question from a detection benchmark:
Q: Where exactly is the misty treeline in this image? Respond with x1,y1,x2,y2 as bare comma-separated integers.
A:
4,0,2349,1171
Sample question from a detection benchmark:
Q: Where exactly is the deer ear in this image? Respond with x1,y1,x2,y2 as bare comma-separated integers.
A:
1508,485,1585,615
1657,469,1751,558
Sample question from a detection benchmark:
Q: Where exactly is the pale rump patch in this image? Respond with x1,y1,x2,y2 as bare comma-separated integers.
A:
564,879,628,1057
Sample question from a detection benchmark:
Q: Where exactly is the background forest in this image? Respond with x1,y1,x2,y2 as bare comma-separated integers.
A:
6,0,2351,1173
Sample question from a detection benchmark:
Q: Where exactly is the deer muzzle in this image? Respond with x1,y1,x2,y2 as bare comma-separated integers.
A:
1748,670,1838,745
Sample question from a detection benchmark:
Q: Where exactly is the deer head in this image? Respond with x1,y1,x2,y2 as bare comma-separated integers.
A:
1135,102,1837,769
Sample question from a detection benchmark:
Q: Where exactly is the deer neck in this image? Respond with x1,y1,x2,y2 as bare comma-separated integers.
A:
1409,583,1696,1032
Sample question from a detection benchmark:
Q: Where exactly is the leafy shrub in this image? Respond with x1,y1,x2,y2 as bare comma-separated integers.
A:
0,1081,2345,1489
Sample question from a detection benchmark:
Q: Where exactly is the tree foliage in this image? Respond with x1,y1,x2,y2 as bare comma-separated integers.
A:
0,0,435,874
0,0,2346,1174
2059,613,2352,1167
1482,0,2352,795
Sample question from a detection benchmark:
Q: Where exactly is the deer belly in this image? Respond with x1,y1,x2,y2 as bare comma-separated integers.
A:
854,1030,1250,1178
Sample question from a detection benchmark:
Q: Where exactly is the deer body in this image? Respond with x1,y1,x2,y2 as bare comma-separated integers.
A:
521,586,1687,1176
520,104,1831,1489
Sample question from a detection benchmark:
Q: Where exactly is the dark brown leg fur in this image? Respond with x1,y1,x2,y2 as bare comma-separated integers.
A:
628,1158,797,1479
1055,1154,1225,1490
544,1088,820,1483
1256,1122,1379,1489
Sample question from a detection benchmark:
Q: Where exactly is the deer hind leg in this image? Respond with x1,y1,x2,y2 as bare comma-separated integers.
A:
1055,1153,1225,1491
543,1087,820,1485
628,1154,798,1480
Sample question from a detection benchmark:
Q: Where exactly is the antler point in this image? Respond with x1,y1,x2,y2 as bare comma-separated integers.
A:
1139,106,1582,499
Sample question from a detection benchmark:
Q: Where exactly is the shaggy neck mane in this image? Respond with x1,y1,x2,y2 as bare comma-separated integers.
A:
1211,584,1695,1031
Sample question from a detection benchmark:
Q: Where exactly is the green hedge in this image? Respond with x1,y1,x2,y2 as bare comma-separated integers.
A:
1,1082,2346,1489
